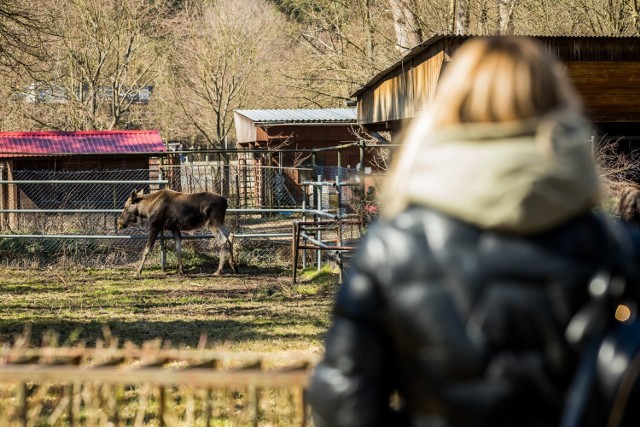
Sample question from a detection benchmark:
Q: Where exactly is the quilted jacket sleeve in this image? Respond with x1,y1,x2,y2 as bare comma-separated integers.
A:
308,230,403,427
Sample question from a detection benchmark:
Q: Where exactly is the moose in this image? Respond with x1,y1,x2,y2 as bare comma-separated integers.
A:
117,189,237,277
618,184,640,225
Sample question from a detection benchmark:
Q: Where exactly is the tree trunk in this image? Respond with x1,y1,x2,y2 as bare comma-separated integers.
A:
449,0,469,35
389,0,420,53
361,0,375,73
634,0,640,34
456,0,469,34
498,0,517,35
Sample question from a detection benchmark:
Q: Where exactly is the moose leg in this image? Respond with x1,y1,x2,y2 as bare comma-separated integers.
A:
222,226,237,273
173,230,184,275
136,228,159,277
210,227,236,275
213,228,226,276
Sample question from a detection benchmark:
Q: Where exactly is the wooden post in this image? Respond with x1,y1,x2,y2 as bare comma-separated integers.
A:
235,177,240,228
203,358,219,427
0,164,4,231
159,385,166,427
302,192,307,270
66,383,74,426
223,152,230,198
17,382,27,427
248,360,264,427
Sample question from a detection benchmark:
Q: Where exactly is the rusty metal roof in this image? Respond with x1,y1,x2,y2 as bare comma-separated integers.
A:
0,130,165,157
234,108,357,124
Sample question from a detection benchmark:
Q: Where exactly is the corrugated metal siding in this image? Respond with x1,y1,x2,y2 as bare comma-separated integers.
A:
0,130,165,156
234,108,357,124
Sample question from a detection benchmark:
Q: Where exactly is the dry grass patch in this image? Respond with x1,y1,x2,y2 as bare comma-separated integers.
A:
0,264,339,357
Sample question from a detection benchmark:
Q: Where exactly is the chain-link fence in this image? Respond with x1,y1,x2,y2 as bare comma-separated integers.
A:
0,148,380,269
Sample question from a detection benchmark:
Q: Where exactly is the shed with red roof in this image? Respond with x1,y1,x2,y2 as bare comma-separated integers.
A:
0,130,165,170
0,130,167,228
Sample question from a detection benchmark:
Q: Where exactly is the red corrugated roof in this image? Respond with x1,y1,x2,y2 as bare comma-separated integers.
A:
0,130,165,157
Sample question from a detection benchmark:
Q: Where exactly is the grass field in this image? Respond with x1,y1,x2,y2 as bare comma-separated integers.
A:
0,253,339,358
0,253,341,425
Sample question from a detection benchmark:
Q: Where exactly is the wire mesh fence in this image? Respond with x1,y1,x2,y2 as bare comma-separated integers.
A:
0,151,375,269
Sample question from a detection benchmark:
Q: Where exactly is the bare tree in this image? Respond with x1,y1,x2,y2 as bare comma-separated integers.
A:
389,0,421,52
593,135,640,219
165,0,288,148
277,0,401,106
0,0,52,77
569,0,640,35
596,136,640,193
498,0,518,34
452,0,470,34
15,0,170,131
401,0,450,36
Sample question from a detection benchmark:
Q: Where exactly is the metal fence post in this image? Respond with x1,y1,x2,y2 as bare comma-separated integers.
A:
316,175,322,272
359,141,366,205
302,195,307,270
292,220,300,284
336,175,342,219
159,164,166,272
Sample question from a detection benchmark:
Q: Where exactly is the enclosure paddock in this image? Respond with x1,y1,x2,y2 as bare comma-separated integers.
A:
0,346,315,426
0,147,383,425
0,146,384,273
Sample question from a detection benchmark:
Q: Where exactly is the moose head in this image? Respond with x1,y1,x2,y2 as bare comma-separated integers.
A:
117,190,145,229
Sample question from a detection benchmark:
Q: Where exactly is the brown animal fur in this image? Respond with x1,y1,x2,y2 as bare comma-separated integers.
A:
618,184,640,225
117,189,237,276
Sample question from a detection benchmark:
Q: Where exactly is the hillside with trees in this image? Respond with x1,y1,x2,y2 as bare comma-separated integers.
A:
0,0,638,147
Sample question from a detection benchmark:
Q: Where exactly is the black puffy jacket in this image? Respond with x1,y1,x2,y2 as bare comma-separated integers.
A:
309,206,637,427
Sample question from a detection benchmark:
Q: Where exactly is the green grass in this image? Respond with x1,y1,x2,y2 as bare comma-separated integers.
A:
0,258,342,426
0,261,340,355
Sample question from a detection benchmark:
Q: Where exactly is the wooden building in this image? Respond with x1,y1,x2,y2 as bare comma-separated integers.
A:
234,108,369,207
0,130,165,171
234,108,362,168
352,35,640,139
0,130,166,228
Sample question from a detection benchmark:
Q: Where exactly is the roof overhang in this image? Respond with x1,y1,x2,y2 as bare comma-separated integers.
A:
353,35,640,131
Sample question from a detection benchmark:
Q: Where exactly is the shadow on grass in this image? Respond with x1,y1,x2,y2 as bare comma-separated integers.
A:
136,258,288,277
0,258,333,349
0,318,327,348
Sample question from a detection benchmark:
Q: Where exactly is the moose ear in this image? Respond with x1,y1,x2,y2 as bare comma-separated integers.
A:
130,190,142,203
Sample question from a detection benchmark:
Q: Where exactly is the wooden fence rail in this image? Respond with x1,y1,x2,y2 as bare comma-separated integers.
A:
0,347,316,427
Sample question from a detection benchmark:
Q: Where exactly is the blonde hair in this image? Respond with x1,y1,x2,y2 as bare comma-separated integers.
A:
383,36,584,217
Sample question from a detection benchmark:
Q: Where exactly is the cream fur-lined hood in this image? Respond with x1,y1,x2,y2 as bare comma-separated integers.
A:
406,113,601,235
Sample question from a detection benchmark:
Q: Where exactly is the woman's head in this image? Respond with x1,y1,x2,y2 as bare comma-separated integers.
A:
382,36,593,219
430,36,581,127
